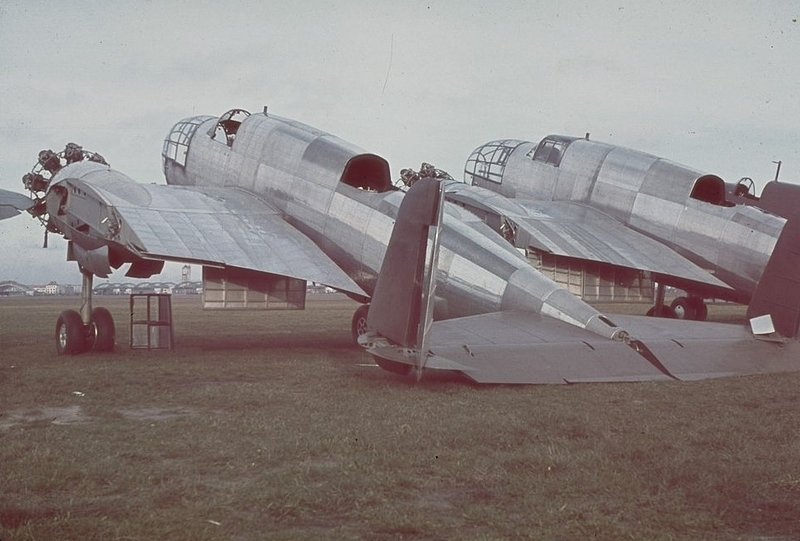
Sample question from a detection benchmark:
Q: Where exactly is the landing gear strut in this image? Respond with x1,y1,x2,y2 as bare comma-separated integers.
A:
646,282,708,321
54,270,115,355
646,282,676,318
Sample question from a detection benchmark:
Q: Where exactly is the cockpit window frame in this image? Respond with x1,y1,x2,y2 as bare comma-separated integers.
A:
162,115,215,167
525,135,577,167
208,109,251,147
464,139,526,185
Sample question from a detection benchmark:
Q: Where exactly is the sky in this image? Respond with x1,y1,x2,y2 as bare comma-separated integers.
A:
1,0,798,284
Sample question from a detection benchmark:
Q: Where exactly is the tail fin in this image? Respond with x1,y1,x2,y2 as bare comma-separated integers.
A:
366,178,444,377
747,213,800,338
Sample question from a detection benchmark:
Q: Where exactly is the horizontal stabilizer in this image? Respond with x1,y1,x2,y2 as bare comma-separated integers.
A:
609,314,800,381
367,310,800,384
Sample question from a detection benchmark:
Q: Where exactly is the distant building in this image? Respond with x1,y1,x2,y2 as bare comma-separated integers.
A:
173,281,202,295
0,280,33,296
58,283,80,296
93,283,118,296
131,282,174,294
33,281,59,295
93,281,176,295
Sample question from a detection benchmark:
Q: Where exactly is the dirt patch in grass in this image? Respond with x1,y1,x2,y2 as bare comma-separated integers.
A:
117,406,200,422
0,405,90,430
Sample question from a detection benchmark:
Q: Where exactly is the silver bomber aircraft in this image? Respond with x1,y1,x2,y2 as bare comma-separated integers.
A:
446,136,793,322
1,109,799,383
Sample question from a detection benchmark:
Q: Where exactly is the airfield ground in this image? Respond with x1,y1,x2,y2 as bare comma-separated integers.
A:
1,295,799,540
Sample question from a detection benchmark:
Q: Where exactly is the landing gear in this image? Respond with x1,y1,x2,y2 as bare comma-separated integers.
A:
646,281,676,318
647,283,709,320
351,304,370,345
669,297,695,320
350,303,413,376
690,297,708,321
54,270,115,355
55,309,87,354
89,306,116,351
645,305,676,318
373,356,413,376
669,296,707,321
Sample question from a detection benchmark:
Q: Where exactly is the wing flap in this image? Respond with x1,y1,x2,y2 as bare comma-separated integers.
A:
443,182,730,291
513,201,730,288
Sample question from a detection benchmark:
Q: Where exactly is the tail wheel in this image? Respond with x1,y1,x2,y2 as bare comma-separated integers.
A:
55,309,87,355
90,307,116,352
373,356,412,376
351,304,370,345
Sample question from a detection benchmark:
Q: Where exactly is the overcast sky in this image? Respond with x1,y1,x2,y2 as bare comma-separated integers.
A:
1,0,798,284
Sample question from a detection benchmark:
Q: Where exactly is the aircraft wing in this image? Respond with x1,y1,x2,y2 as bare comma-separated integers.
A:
0,188,32,220
444,182,731,291
64,172,365,295
367,309,800,384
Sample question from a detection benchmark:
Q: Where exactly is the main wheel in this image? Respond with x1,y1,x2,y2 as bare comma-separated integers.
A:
670,297,696,320
90,307,116,352
688,297,708,321
351,304,370,345
646,305,677,318
55,309,87,355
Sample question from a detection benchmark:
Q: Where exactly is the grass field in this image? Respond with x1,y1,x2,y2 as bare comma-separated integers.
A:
1,295,800,540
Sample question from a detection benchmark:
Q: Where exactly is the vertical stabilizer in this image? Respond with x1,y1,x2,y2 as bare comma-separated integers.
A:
747,213,800,338
367,178,444,374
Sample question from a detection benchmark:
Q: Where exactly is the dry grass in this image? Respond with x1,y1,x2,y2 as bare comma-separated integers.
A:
1,295,800,540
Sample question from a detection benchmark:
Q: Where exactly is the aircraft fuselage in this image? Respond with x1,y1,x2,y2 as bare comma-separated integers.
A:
466,137,786,301
161,110,624,339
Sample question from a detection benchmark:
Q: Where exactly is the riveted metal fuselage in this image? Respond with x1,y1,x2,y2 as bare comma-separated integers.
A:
469,137,785,301
161,112,624,339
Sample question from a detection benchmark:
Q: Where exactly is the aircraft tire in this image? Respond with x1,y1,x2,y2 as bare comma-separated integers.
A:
646,305,677,318
688,297,708,321
55,309,87,355
670,297,697,320
90,307,116,352
373,356,412,376
351,304,370,345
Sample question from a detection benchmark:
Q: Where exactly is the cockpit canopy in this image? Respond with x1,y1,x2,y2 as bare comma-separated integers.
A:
464,139,526,185
162,115,215,168
690,174,734,207
341,154,393,192
527,135,577,167
208,109,251,147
